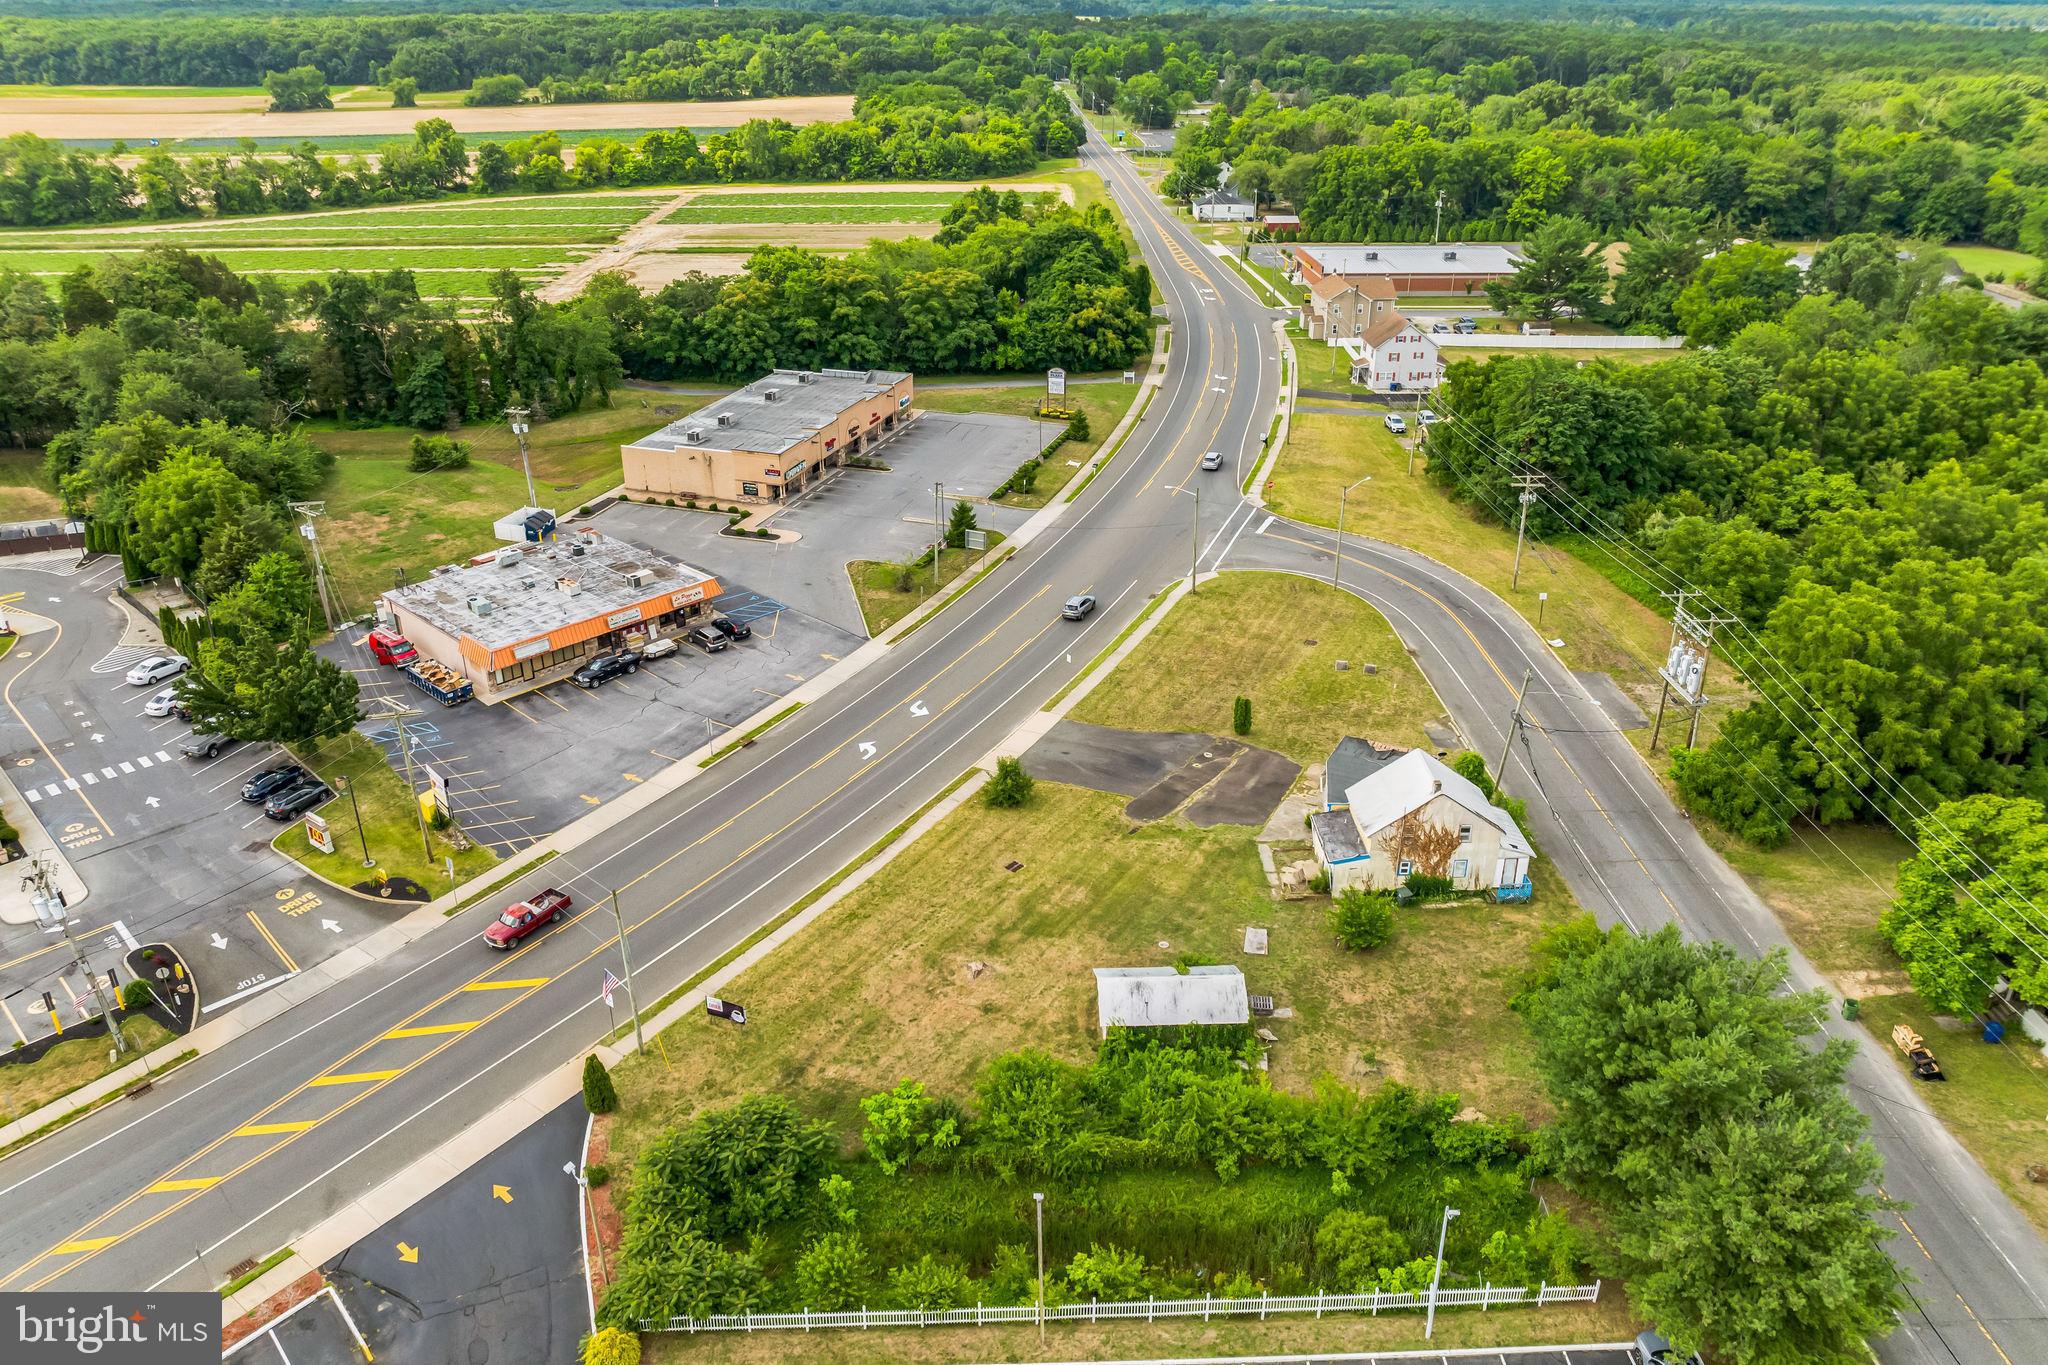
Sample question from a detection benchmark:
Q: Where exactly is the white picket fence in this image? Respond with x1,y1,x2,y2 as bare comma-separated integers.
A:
644,1279,1600,1334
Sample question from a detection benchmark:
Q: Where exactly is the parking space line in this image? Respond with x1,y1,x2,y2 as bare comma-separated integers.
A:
246,911,300,974
208,752,274,792
500,698,541,725
533,690,571,713
0,997,25,1045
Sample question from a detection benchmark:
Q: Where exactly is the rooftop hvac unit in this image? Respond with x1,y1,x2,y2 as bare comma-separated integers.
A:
623,567,649,588
557,577,582,596
683,427,705,444
1443,250,1458,260
467,596,495,616
797,371,816,384
520,576,537,591
716,412,735,427
569,545,586,557
763,387,781,402
1363,250,1378,261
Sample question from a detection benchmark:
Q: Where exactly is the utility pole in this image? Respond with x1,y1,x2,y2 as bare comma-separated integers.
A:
291,501,340,631
25,857,126,1056
1496,669,1533,783
1650,592,1731,752
608,888,646,1057
1432,190,1446,245
932,481,945,591
1508,473,1544,591
1188,483,1200,592
1333,476,1370,589
506,406,536,510
383,703,434,862
1424,1205,1460,1339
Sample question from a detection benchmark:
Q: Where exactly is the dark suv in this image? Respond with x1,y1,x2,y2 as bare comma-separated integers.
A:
572,650,642,688
709,615,752,642
242,762,310,803
264,778,333,820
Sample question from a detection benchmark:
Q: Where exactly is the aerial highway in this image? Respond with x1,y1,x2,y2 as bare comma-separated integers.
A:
0,121,2040,1365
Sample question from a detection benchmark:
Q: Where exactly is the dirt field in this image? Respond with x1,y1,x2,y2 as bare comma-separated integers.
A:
0,93,855,141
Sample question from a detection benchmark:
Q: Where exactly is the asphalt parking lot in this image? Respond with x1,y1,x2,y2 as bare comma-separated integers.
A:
601,408,1058,635
0,555,405,1038
337,579,861,855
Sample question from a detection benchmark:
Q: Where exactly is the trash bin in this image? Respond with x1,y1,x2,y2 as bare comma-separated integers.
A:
1982,1017,2006,1044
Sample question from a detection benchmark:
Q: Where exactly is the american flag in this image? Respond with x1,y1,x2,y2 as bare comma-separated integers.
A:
601,968,621,1008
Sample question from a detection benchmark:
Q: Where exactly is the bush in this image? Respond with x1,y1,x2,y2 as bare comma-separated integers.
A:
1315,1210,1409,1291
631,1095,830,1238
119,979,155,1012
945,499,979,549
794,1232,870,1311
1231,695,1252,736
860,1079,962,1176
986,1243,1037,1306
1066,409,1091,442
1403,872,1456,902
1307,870,1331,895
1065,1243,1149,1301
816,1173,857,1228
391,77,418,109
984,756,1034,809
579,1327,640,1365
407,434,471,471
582,1054,618,1114
465,73,528,106
886,1253,970,1311
1328,888,1394,950
0,813,18,843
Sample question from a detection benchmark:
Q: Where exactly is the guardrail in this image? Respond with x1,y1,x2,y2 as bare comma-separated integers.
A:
645,1279,1600,1334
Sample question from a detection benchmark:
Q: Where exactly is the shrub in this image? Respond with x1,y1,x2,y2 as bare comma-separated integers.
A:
794,1232,870,1311
986,1243,1037,1306
598,1222,761,1327
407,434,471,471
1065,1243,1148,1301
585,1163,611,1188
1231,695,1252,736
1479,1228,1530,1285
119,979,154,1012
816,1173,857,1228
945,499,979,549
1307,870,1331,895
0,814,17,843
581,1055,617,1114
886,1253,970,1311
984,756,1034,809
1328,888,1394,950
630,1095,830,1237
1065,409,1091,442
1315,1210,1409,1291
465,73,528,106
390,77,418,109
1403,872,1455,902
1449,750,1496,799
860,1079,962,1176
579,1327,640,1365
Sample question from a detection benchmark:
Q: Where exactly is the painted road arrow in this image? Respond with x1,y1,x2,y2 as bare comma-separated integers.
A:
90,733,104,743
858,742,877,760
320,919,342,933
145,797,160,808
208,933,228,950
492,1185,513,1204
908,701,929,717
397,1242,419,1263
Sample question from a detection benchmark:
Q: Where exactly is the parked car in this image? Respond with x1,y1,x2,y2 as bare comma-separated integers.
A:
263,778,333,821
688,625,729,653
143,687,179,717
572,650,642,689
639,636,679,660
180,731,237,760
709,615,752,642
1383,413,1408,435
482,888,573,949
1418,409,1440,426
1062,594,1097,620
241,762,310,803
1452,316,1479,334
1200,450,1224,471
366,627,418,666
1633,1332,1703,1365
126,654,188,686
1429,320,1449,333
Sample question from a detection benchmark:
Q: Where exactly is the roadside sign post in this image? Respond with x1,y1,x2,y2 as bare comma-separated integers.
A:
24,856,123,1054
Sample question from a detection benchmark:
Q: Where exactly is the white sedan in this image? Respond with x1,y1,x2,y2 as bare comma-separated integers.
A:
125,654,189,686
143,686,179,716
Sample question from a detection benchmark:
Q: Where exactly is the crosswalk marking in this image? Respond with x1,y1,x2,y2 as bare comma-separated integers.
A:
118,762,133,774
22,749,187,802
135,755,152,768
81,772,95,785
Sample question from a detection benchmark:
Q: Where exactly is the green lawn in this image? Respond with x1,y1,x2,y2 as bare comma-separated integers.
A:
1072,571,1445,764
305,398,688,608
0,448,61,521
0,1016,174,1120
689,191,969,207
1944,243,2041,281
279,731,499,884
849,537,1005,637
0,245,583,273
0,83,264,99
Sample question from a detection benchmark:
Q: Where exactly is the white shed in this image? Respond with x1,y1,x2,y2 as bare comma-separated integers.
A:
1093,965,1250,1036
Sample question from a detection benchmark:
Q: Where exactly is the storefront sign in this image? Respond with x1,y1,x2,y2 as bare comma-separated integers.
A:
670,585,707,609
742,482,760,497
606,606,644,628
1047,366,1068,397
785,460,808,482
513,637,553,660
304,812,334,855
764,467,780,479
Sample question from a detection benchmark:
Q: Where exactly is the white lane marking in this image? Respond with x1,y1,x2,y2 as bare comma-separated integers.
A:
118,762,133,774
199,972,299,1014
1257,515,1274,535
135,755,153,768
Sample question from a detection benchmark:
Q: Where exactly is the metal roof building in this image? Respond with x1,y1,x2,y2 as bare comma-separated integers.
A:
1093,965,1250,1036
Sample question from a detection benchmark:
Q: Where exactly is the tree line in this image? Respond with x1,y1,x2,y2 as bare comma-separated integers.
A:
0,83,1081,229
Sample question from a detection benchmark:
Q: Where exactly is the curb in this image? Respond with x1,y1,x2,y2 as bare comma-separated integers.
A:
1245,319,1298,510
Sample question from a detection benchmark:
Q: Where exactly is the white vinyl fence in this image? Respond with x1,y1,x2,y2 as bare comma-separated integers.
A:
1434,333,1682,349
644,1279,1601,1335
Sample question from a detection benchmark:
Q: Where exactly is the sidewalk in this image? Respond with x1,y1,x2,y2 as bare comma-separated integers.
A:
0,608,88,926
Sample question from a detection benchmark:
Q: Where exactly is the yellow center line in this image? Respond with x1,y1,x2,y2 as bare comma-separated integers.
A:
382,1022,477,1039
232,1121,316,1137
308,1070,403,1086
53,1237,120,1256
462,978,550,991
145,1178,219,1193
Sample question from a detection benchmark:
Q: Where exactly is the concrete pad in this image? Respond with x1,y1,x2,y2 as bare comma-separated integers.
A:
1185,745,1302,827
1127,740,1247,821
1025,719,1210,797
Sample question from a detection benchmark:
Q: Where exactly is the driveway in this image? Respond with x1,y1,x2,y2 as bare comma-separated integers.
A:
600,409,1057,635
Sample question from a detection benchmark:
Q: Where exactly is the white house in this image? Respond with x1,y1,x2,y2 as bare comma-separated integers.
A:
1192,187,1255,222
1309,748,1534,897
1341,311,1444,393
1094,965,1250,1036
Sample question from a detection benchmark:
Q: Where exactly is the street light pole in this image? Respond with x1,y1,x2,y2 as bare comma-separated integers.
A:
608,888,646,1057
1033,1191,1047,1344
1333,476,1371,590
337,776,373,867
1425,1205,1460,1339
1497,669,1533,783
564,1161,611,1284
932,481,945,591
384,703,434,863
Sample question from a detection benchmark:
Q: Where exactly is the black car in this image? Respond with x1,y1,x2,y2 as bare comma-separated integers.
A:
180,731,238,760
572,650,642,688
264,778,333,821
709,615,752,642
242,762,310,803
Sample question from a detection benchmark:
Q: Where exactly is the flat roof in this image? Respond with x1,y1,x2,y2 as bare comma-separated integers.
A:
1095,965,1249,1031
628,367,910,458
383,530,715,652
1296,243,1523,274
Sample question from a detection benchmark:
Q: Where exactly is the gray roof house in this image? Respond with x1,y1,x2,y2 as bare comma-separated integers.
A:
1323,736,1410,809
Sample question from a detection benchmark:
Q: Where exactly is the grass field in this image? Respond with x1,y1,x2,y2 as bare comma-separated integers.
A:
0,449,61,521
849,537,1005,637
304,396,688,606
0,1016,174,1118
281,730,498,888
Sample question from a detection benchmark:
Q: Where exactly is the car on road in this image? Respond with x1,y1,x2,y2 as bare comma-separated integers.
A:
482,887,573,949
180,730,237,760
241,762,310,803
572,650,641,689
688,625,729,653
1062,594,1097,620
639,636,679,660
709,615,752,642
143,686,179,717
263,778,334,821
1383,413,1407,435
126,654,189,686
1200,450,1224,471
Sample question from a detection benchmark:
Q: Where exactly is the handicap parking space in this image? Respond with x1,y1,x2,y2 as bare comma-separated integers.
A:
226,1286,374,1365
333,580,861,855
599,408,1056,635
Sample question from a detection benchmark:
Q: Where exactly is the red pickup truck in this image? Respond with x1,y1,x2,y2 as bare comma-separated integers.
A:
482,888,573,949
367,628,419,666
